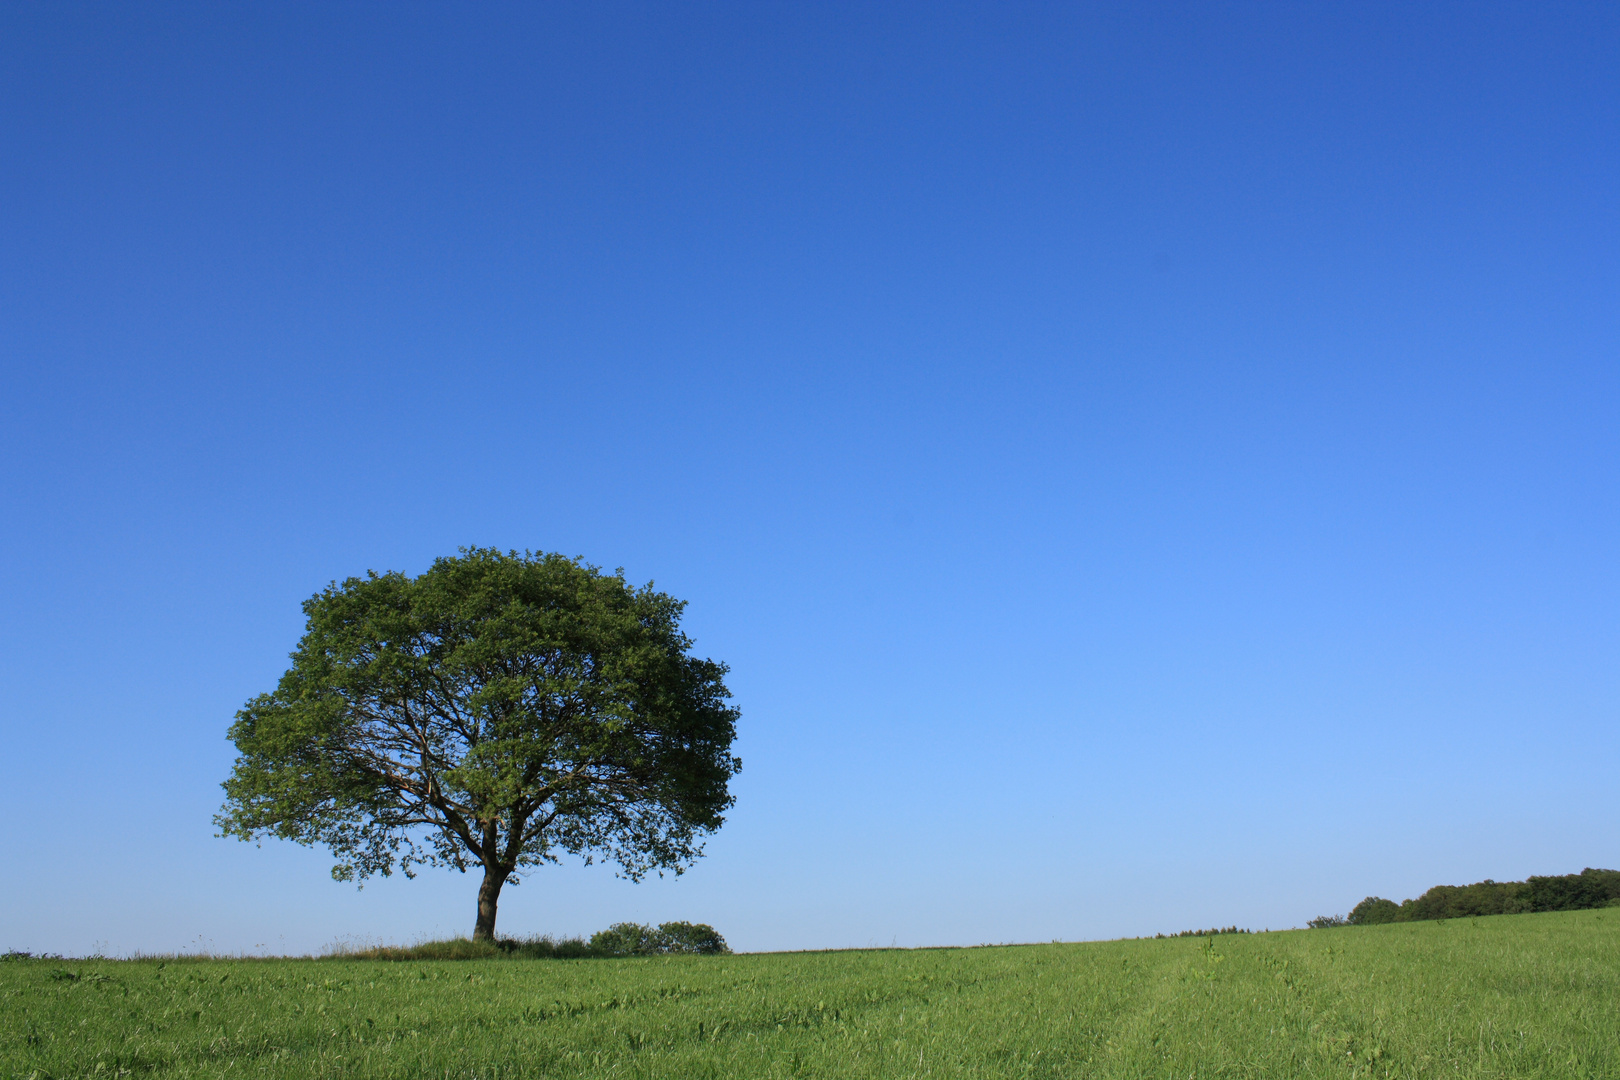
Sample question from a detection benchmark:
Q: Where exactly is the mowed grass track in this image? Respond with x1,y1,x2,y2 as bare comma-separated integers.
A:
4,910,1617,1079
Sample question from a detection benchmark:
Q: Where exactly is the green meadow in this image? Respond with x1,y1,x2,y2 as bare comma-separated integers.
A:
4,909,1617,1079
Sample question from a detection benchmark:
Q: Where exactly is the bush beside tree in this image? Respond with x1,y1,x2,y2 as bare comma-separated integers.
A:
325,921,730,960
589,921,730,956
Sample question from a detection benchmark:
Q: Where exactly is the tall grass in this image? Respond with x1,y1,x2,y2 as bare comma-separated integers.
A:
321,922,726,961
324,934,598,961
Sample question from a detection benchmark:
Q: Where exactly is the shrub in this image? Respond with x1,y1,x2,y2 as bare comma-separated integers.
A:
1348,897,1401,925
1308,914,1348,928
654,921,730,955
589,923,662,957
589,922,731,957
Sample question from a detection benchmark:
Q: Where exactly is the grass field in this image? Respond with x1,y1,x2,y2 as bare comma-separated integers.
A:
4,909,1617,1079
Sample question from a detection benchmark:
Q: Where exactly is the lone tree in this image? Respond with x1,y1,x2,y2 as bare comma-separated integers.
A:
217,548,741,940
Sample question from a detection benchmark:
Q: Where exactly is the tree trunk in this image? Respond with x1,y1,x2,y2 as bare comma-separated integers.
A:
473,865,505,941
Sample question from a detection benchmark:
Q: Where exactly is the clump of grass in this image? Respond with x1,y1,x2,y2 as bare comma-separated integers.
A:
328,922,730,961
325,937,505,961
495,934,598,959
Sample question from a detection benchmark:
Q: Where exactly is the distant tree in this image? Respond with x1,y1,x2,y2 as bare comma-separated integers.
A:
216,549,741,941
1347,897,1401,925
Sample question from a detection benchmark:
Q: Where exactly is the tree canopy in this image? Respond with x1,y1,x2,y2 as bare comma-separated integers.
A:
217,548,741,939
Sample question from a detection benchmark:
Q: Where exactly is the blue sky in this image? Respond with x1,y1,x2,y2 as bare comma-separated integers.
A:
2,2,1616,956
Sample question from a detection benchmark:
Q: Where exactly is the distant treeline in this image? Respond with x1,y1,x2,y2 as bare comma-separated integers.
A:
1154,926,1251,940
1316,868,1620,927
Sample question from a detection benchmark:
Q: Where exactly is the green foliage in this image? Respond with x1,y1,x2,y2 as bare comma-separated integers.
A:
4,911,1619,1078
1153,925,1251,939
588,922,661,957
216,548,741,938
1307,914,1348,928
654,921,730,955
588,921,730,957
1344,868,1620,926
1348,897,1402,925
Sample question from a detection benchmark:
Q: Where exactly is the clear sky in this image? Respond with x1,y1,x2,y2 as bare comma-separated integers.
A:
2,2,1616,957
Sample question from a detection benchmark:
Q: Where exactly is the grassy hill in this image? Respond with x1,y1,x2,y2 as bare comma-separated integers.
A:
4,909,1618,1078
